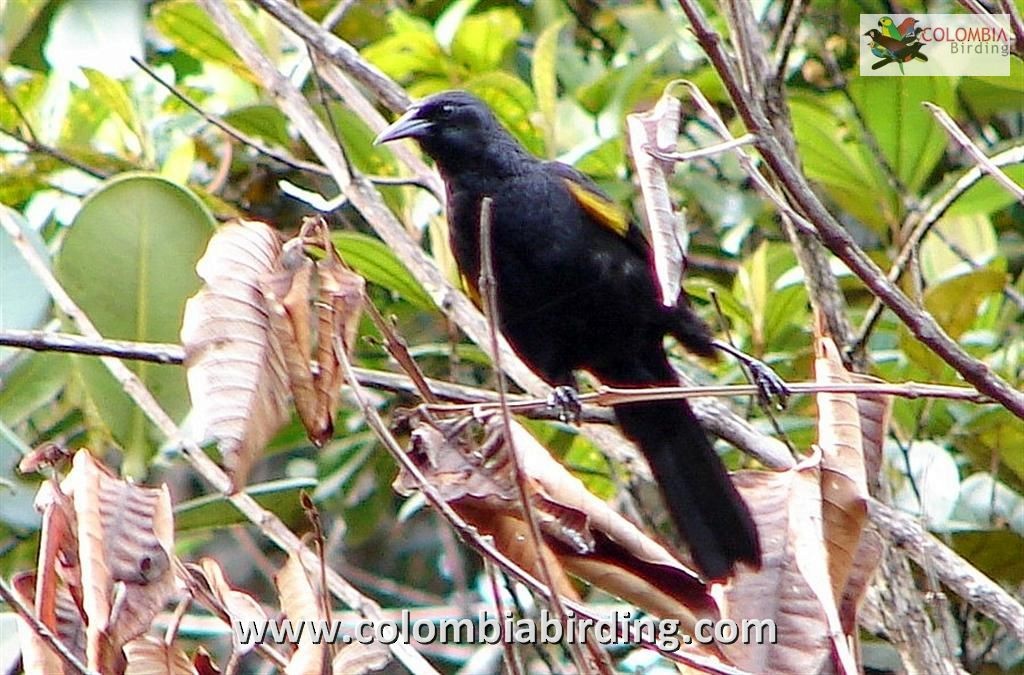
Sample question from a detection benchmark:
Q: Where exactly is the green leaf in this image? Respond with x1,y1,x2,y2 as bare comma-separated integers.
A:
463,72,544,156
900,267,1007,374
790,96,895,232
951,530,1024,583
434,0,481,50
55,174,215,475
450,8,523,74
80,68,143,145
947,164,1024,218
683,278,751,331
332,232,435,311
0,352,69,428
959,58,1024,116
848,76,956,195
922,267,1006,340
733,241,799,347
173,477,317,532
222,105,292,148
0,0,47,60
0,207,51,368
919,215,998,284
0,70,46,132
958,409,1024,487
152,0,257,84
362,31,449,85
532,18,569,157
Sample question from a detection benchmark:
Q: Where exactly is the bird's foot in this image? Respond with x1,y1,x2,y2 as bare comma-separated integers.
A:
746,359,790,410
547,385,582,424
712,339,790,409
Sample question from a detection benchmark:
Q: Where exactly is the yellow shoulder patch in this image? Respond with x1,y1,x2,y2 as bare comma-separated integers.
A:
562,178,630,238
460,272,483,309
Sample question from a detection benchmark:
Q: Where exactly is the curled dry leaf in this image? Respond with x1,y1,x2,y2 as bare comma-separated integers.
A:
181,220,291,483
331,642,391,675
24,450,176,674
12,570,85,675
275,549,332,675
720,334,885,674
183,558,267,656
724,453,837,674
626,82,685,308
123,635,197,675
395,416,720,633
182,217,365,483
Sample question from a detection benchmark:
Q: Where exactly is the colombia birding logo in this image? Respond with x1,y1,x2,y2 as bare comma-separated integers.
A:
864,15,928,73
859,13,1011,76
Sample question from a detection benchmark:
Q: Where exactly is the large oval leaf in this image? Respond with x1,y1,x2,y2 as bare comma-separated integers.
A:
55,174,214,474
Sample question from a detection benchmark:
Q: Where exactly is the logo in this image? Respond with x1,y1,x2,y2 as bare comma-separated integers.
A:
860,14,1012,76
864,16,927,73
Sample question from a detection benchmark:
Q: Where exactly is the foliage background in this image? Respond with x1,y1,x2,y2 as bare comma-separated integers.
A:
0,0,1021,672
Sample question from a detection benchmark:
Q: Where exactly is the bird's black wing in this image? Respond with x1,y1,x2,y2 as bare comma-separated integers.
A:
544,161,652,259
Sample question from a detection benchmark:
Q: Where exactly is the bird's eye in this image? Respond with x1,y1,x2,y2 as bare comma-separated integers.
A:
439,104,455,118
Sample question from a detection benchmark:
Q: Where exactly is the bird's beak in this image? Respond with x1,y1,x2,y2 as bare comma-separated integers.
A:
374,107,432,145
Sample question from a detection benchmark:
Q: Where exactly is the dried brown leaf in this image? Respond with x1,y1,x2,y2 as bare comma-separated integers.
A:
397,417,719,631
850,373,892,491
275,549,329,675
57,451,176,670
12,571,82,675
331,641,390,675
32,481,79,631
192,647,222,675
181,220,291,482
626,83,685,307
190,558,267,655
124,635,197,675
815,337,870,600
724,458,834,674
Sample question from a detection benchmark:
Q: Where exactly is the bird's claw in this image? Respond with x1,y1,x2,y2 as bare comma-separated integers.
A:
547,385,582,424
746,360,790,410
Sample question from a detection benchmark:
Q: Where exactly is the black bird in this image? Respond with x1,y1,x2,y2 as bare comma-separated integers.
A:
376,90,761,580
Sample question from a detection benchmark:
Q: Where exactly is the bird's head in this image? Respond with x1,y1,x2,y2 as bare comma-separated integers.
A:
374,90,529,176
864,29,881,39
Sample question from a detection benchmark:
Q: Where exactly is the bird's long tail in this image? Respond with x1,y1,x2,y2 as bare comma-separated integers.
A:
609,360,761,581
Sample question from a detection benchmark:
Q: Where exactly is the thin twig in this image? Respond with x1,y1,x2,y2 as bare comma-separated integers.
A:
0,328,993,405
131,56,330,176
772,0,808,82
0,129,111,180
477,198,608,674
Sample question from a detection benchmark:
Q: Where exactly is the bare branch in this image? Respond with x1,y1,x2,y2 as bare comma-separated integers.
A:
853,145,1024,351
923,102,1024,202
868,499,1024,642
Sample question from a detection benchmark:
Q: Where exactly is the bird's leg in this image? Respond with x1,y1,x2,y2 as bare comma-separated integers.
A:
711,339,790,409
